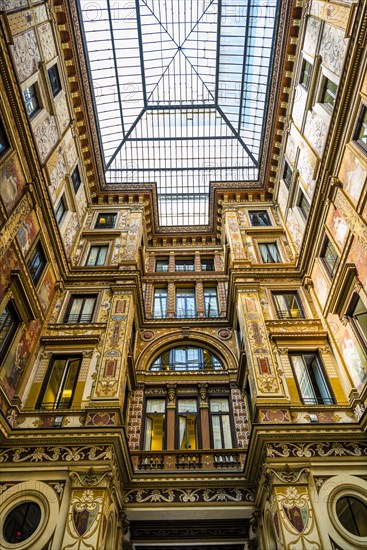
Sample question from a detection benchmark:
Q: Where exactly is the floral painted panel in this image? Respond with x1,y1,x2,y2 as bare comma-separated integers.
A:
13,29,40,83
338,147,366,206
304,110,328,157
34,115,59,163
0,155,27,213
38,22,56,62
311,261,330,309
38,265,56,313
303,16,321,57
55,94,70,134
325,204,349,251
17,209,40,257
320,24,347,77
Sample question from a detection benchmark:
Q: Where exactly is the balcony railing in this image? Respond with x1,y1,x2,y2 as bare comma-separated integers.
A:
150,310,221,320
150,362,224,372
302,397,335,405
64,313,94,323
276,309,304,319
132,450,244,472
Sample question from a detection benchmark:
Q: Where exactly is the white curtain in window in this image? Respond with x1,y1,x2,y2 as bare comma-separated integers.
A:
260,243,280,263
211,415,222,449
146,399,166,413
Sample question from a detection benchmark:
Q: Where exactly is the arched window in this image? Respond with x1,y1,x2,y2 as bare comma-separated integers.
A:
150,346,224,371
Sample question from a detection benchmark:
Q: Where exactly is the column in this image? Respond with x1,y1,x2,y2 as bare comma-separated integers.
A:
166,383,176,450
199,384,210,449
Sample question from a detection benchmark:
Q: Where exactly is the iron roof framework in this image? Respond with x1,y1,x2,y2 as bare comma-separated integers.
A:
77,0,281,226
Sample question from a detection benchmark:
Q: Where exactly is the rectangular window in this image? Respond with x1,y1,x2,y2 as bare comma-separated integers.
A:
176,288,196,318
348,295,367,353
298,191,310,220
321,78,337,110
259,243,281,263
48,64,62,97
177,399,198,450
55,196,66,225
175,258,195,271
272,291,304,319
155,258,169,272
95,213,117,229
0,301,20,364
204,287,219,318
321,236,339,278
71,165,81,193
86,245,108,266
64,295,97,323
283,161,292,189
0,117,10,157
201,258,214,271
23,84,40,118
153,288,168,318
249,210,271,226
354,106,367,152
144,398,166,450
27,241,46,286
300,59,312,89
209,398,233,449
36,355,81,410
290,353,334,405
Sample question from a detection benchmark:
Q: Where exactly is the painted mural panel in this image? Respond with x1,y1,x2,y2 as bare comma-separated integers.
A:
38,22,57,62
304,110,328,157
287,208,303,249
12,29,41,83
328,313,367,391
319,23,347,77
0,319,41,400
33,115,59,163
297,144,317,198
0,155,27,213
285,133,297,167
38,265,56,313
17,209,40,257
302,16,321,57
325,204,348,251
311,261,330,309
338,147,366,206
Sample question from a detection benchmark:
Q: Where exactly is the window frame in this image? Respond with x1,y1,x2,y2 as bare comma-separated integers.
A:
272,290,305,320
321,235,339,279
346,293,367,355
94,212,117,229
71,165,81,194
201,257,214,271
0,116,10,158
175,258,195,272
27,241,47,287
283,160,293,189
153,287,168,319
149,346,224,372
176,397,200,450
55,195,67,226
36,354,82,410
249,210,271,227
63,294,97,323
23,83,40,118
0,300,21,364
289,352,335,405
259,242,282,263
47,63,62,97
209,396,235,450
143,397,167,451
155,258,169,272
297,189,310,220
175,287,196,318
204,287,219,318
353,105,367,153
85,244,109,266
300,58,312,90
320,76,338,111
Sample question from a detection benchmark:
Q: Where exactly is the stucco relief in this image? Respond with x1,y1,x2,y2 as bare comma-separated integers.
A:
320,24,347,77
286,208,303,249
292,86,307,130
55,94,70,134
76,186,88,216
285,133,297,167
65,138,78,170
13,29,40,83
63,212,80,255
34,115,59,163
338,147,366,205
277,179,288,216
48,154,67,202
304,110,328,157
38,22,57,62
0,0,27,10
297,145,317,198
303,16,321,57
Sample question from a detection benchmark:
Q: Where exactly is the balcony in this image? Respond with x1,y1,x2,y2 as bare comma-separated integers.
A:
132,450,245,472
149,310,221,320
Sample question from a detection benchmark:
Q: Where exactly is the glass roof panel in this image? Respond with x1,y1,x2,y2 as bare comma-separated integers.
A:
77,0,280,226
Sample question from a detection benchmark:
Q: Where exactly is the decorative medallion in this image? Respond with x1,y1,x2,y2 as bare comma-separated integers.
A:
141,330,154,341
218,329,231,340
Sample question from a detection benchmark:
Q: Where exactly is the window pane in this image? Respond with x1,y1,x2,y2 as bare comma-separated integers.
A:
291,355,316,403
273,292,303,319
176,289,196,317
28,242,46,285
146,399,166,413
210,398,229,413
355,107,367,148
336,496,367,537
178,399,197,413
156,259,169,272
145,415,164,450
39,357,81,409
211,415,222,449
0,302,19,361
23,85,39,117
222,415,233,448
204,288,219,317
86,245,108,266
153,288,168,318
260,243,280,263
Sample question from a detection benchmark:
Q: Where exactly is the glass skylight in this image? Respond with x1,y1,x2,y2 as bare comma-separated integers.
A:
78,0,280,226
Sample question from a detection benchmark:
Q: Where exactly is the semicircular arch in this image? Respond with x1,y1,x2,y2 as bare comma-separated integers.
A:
136,329,238,372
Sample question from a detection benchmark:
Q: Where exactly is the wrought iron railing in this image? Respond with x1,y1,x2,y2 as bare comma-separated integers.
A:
64,313,94,323
133,450,244,472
